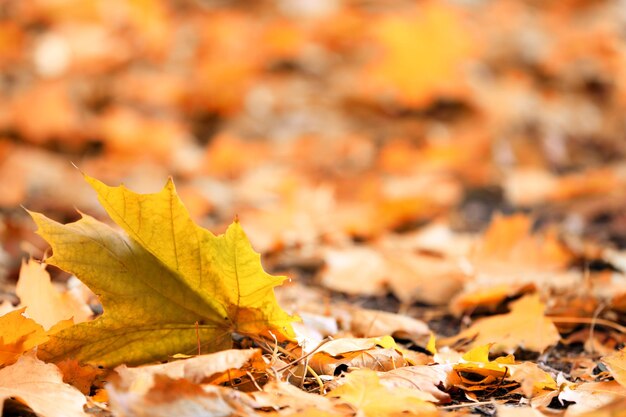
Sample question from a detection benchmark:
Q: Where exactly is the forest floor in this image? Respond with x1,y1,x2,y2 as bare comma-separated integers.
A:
2,0,626,416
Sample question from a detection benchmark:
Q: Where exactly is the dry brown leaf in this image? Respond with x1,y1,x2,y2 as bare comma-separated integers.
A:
0,353,88,417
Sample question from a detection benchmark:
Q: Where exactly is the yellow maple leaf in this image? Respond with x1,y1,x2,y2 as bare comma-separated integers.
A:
29,175,296,367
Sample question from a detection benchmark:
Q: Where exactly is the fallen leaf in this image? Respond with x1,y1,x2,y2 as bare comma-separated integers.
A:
378,365,451,403
16,258,92,330
345,306,430,341
561,381,626,416
601,348,626,388
30,175,296,367
497,404,551,417
328,369,438,417
108,374,258,417
253,380,350,416
362,4,475,107
310,348,408,376
508,361,558,398
450,344,515,390
309,336,409,375
56,359,105,395
444,294,561,353
0,352,88,417
114,349,265,394
472,214,571,269
320,243,466,305
315,336,398,357
0,309,48,367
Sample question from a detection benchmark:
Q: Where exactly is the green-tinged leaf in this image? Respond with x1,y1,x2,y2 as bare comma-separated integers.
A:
30,175,296,367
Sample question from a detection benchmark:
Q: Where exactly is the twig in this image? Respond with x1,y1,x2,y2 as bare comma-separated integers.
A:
275,338,334,372
439,400,497,410
588,302,607,355
547,316,626,333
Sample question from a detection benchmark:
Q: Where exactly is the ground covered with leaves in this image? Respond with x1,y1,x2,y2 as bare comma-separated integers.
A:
2,0,626,416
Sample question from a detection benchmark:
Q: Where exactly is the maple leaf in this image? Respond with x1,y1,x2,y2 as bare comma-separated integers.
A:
0,353,88,417
30,175,296,367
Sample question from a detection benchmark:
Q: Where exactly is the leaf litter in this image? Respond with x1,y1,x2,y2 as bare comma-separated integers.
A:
3,1,626,416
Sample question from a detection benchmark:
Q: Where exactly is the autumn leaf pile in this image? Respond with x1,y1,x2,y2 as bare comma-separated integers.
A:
3,0,626,416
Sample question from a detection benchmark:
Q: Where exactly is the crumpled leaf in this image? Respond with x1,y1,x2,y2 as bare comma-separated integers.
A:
0,352,88,417
30,175,296,367
0,308,48,367
449,344,557,399
444,294,561,353
450,344,516,390
328,369,438,417
308,336,409,375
